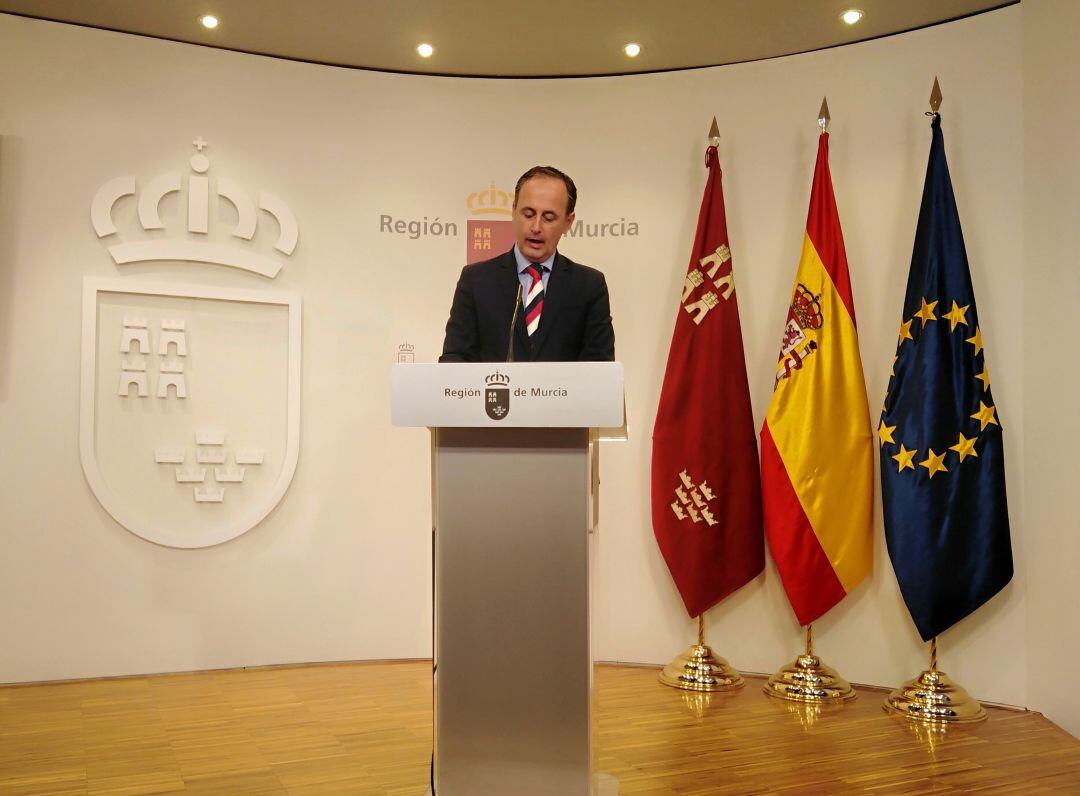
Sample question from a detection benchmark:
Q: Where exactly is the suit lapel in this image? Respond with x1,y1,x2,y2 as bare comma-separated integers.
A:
496,251,529,357
529,253,570,360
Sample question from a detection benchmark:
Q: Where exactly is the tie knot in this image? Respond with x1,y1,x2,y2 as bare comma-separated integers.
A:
526,264,546,281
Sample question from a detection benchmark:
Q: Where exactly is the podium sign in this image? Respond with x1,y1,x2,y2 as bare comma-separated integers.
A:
391,362,624,428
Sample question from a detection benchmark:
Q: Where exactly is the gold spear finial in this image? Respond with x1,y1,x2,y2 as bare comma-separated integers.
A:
929,76,943,113
818,96,830,133
708,116,720,146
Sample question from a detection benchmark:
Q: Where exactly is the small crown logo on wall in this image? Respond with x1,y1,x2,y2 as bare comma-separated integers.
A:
467,183,512,217
89,137,299,279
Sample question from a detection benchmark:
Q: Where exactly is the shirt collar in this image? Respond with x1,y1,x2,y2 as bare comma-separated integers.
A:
513,244,556,275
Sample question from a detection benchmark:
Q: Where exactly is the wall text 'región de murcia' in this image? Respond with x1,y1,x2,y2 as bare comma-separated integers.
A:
380,216,459,240
565,219,639,238
379,216,640,240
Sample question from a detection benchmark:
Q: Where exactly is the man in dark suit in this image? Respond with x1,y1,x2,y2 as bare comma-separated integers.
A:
439,166,615,362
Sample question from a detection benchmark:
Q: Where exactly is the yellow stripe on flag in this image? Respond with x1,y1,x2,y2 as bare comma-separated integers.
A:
764,234,873,592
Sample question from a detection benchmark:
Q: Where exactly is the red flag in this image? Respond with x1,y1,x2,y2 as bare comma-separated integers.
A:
651,144,764,618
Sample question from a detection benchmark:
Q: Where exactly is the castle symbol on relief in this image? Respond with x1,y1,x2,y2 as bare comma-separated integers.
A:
90,137,299,278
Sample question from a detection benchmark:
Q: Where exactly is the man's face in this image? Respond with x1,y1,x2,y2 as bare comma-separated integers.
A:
512,176,575,263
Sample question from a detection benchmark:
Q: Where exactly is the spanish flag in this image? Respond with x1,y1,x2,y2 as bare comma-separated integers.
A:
759,131,873,626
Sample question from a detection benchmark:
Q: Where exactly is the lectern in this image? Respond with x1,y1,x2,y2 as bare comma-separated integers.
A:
391,362,624,796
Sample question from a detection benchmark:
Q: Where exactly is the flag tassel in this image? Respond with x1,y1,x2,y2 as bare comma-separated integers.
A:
763,622,855,703
658,611,745,693
883,637,987,723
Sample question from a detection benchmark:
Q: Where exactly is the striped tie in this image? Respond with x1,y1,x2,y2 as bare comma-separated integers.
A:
523,264,546,348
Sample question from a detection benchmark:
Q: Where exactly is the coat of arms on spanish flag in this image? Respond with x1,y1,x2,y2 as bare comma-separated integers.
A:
760,130,874,626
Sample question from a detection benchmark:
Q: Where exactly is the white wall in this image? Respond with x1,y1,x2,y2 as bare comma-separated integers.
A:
1022,0,1080,738
0,6,1050,722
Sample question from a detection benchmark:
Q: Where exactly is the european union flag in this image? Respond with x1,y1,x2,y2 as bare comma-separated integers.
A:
879,114,1013,642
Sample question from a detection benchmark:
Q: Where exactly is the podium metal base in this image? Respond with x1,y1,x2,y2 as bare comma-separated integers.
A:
659,644,744,692
883,669,987,723
763,653,856,703
434,427,593,795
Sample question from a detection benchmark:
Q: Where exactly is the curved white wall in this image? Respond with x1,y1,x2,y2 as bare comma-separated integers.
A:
1,4,1071,734
1022,0,1080,738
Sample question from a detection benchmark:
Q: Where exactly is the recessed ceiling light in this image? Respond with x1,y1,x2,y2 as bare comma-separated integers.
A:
840,9,863,25
417,43,434,58
624,43,641,58
199,15,219,30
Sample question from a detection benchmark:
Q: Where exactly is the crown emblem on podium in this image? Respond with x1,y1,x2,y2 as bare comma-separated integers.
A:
485,370,509,387
467,183,512,217
90,137,298,279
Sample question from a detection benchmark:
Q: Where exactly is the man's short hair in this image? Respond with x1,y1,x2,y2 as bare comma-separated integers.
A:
514,166,577,216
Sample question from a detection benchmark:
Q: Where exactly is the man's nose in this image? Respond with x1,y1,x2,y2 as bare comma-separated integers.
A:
529,216,542,233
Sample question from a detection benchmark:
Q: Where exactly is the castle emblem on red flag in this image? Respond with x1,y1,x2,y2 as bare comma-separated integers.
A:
679,244,735,326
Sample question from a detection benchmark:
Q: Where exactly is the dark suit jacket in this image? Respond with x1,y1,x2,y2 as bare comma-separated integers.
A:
439,249,615,362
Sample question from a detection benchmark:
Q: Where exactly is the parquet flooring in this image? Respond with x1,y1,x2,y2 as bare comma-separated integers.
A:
1,661,1078,794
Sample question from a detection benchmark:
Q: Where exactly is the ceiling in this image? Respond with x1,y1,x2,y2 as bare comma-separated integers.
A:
0,0,1012,78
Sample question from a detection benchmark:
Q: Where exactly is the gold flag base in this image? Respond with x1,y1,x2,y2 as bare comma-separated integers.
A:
762,623,855,703
883,668,987,723
659,643,744,692
762,652,856,703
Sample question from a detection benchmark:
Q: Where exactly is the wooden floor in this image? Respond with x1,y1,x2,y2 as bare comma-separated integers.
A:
2,662,1079,795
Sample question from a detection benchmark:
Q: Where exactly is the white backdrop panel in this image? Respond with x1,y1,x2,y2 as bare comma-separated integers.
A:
0,7,1032,714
